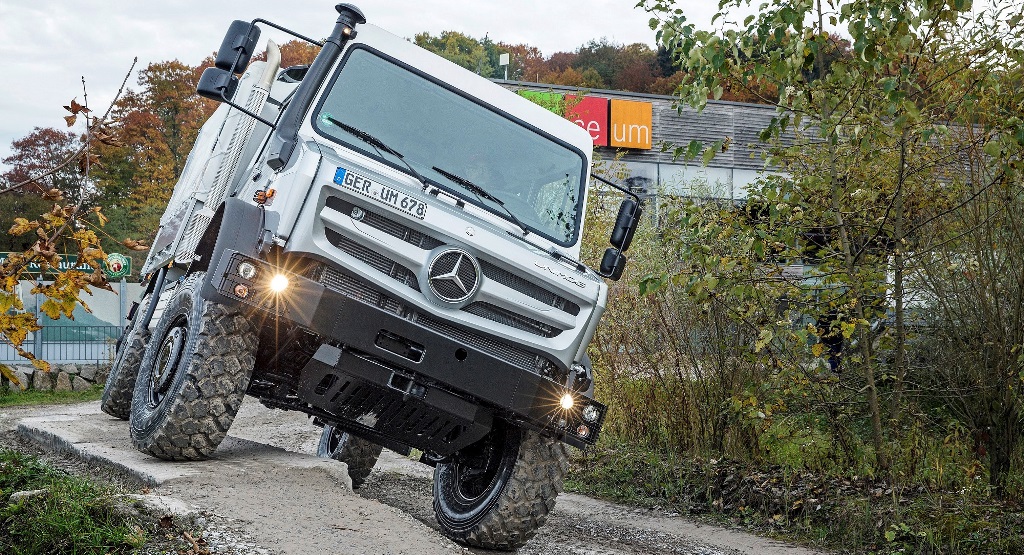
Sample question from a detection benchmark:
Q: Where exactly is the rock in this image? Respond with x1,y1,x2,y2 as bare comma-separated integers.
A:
78,364,98,381
9,489,49,502
113,494,201,526
2,367,26,391
55,372,73,392
95,366,110,384
12,366,32,390
32,370,54,391
62,363,78,376
72,375,92,392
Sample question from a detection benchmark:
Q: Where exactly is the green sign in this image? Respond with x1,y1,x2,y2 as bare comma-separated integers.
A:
0,252,131,279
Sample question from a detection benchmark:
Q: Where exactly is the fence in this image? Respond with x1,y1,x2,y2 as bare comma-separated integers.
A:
0,325,121,364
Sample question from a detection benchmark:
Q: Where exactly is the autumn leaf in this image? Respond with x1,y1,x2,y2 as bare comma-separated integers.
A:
70,98,90,113
0,364,24,390
93,206,110,227
9,217,40,235
811,343,826,357
64,114,77,127
42,188,64,201
123,238,149,251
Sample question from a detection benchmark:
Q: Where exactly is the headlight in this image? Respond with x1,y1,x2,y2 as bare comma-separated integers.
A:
269,274,289,293
236,261,257,280
582,404,600,423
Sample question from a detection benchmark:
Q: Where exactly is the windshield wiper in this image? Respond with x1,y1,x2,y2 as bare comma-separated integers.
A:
323,115,430,191
431,165,529,236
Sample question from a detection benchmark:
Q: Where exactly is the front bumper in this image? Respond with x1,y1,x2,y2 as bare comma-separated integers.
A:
203,249,605,452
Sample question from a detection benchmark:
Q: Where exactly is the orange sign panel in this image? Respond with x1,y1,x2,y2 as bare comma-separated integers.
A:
609,99,652,149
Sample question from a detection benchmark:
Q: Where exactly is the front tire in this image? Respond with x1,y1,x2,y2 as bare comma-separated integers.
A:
317,424,383,488
433,423,568,550
101,294,151,419
129,272,257,460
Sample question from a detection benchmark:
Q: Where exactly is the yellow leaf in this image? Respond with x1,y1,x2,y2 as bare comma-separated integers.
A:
0,363,26,389
40,299,62,320
8,218,40,235
811,343,825,357
31,358,50,373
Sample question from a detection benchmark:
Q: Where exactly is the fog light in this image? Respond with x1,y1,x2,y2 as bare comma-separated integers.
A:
559,393,575,410
582,404,600,423
237,261,257,280
233,284,250,298
269,274,289,293
576,424,590,438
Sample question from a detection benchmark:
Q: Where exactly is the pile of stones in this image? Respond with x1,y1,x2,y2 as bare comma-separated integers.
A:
1,363,109,393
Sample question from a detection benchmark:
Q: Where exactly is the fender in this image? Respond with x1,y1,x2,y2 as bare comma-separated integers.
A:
198,197,266,304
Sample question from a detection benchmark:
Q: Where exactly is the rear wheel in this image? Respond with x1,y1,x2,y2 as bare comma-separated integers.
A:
129,272,257,460
433,423,568,550
101,294,151,419
317,424,383,488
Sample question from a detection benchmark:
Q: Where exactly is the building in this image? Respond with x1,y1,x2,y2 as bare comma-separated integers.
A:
495,80,784,200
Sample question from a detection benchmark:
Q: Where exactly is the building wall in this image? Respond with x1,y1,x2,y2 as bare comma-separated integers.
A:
496,80,791,200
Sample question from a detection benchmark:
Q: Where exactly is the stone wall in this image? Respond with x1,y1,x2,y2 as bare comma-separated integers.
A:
1,363,110,393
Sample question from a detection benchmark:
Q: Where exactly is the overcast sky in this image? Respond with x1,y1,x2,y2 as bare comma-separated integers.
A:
0,1,723,169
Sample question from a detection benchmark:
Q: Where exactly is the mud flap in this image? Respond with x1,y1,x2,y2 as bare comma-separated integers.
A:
199,197,265,304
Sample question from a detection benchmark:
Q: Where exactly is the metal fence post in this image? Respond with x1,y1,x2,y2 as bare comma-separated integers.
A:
119,278,128,327
33,290,43,358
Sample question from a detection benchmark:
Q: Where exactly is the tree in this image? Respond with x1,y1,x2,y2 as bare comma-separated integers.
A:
2,128,83,203
1,63,145,382
641,0,1024,484
414,31,493,76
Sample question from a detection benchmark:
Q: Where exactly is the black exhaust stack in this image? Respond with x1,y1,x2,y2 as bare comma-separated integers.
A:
265,4,366,170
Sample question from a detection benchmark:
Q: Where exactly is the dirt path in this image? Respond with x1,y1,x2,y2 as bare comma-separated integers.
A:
4,399,824,555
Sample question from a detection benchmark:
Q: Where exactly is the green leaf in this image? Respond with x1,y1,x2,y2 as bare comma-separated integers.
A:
885,529,897,542
983,141,1001,157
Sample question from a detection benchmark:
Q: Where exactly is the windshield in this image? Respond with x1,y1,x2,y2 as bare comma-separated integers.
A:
312,47,587,246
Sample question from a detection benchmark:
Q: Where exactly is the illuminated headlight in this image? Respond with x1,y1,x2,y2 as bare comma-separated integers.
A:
269,274,289,293
559,393,575,410
582,404,600,423
236,261,257,280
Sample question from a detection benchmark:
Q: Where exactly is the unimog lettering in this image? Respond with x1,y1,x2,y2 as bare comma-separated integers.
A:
101,5,642,550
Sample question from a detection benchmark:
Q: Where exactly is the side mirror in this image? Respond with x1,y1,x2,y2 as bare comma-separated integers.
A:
215,20,261,74
197,67,239,102
599,248,626,281
609,198,642,251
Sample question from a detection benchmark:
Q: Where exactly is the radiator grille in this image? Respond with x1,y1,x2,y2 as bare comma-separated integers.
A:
326,197,444,250
463,302,560,338
325,229,419,291
480,260,580,316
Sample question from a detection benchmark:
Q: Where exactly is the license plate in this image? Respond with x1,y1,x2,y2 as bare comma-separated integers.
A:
333,167,427,220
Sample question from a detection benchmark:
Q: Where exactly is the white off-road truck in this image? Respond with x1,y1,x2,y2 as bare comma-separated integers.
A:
101,4,642,549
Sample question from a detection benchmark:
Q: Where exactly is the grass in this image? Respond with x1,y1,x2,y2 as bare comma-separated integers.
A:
0,384,104,408
566,437,1024,554
0,449,144,554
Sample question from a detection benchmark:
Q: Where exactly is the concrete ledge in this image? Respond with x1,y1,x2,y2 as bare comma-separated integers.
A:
15,401,351,490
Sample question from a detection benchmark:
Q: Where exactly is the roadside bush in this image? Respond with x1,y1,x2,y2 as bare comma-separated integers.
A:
0,449,143,554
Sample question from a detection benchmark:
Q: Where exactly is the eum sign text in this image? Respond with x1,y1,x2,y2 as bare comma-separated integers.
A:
517,91,652,150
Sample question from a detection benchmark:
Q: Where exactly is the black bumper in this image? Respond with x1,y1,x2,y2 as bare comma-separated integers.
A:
202,249,604,452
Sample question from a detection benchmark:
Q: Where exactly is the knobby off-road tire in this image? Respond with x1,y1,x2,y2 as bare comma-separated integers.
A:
317,424,383,488
129,272,257,460
433,424,569,550
100,294,152,419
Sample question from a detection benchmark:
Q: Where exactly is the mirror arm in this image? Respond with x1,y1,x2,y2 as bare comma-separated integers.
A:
590,173,642,206
215,88,278,128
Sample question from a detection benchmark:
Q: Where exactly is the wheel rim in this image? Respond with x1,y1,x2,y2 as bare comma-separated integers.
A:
325,427,344,457
149,319,187,406
450,426,507,505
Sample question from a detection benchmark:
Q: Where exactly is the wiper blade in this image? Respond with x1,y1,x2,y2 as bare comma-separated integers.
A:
431,165,529,236
324,115,430,191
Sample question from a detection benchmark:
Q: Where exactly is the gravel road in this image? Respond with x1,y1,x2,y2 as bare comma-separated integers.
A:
2,398,823,555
